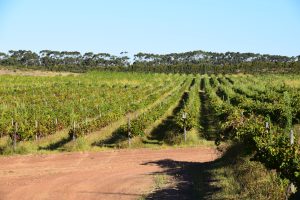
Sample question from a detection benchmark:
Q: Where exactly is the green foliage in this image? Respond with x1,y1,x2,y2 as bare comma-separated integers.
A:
209,144,289,200
2,49,300,74
175,110,194,130
283,91,293,131
0,72,183,140
205,74,300,188
116,78,191,138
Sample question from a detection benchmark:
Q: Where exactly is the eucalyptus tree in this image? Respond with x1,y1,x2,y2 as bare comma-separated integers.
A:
8,50,39,66
0,52,8,65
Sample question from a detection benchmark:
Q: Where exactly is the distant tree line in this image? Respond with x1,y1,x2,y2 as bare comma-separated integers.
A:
0,49,299,74
0,50,130,72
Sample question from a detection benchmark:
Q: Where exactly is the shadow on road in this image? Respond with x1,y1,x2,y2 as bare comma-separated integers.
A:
141,145,246,200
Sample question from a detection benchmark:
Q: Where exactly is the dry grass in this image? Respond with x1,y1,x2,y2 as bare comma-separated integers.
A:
284,80,300,88
0,68,78,77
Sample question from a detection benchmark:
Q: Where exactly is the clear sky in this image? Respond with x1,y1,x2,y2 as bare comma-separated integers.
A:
0,0,299,56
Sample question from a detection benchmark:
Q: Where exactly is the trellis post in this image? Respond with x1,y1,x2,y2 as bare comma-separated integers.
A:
128,117,131,147
13,121,18,151
35,120,38,141
182,112,187,143
286,129,296,199
72,121,76,141
289,129,294,145
265,122,270,133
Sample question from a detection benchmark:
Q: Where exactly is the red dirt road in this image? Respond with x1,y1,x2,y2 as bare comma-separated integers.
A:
0,147,218,200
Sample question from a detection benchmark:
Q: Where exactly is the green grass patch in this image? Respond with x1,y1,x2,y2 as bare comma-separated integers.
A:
191,143,289,200
0,137,38,155
153,174,170,190
62,137,90,152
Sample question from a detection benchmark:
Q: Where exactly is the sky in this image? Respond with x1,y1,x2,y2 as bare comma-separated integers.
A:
0,0,299,57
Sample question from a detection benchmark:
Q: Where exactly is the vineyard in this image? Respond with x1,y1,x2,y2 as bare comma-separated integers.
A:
0,71,300,195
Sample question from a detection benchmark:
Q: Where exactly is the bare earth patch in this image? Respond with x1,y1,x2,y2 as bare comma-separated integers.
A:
0,147,218,200
0,68,78,76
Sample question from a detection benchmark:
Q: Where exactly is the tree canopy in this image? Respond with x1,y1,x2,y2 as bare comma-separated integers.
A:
0,49,299,74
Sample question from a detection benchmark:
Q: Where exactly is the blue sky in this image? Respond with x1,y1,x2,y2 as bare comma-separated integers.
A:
0,0,299,56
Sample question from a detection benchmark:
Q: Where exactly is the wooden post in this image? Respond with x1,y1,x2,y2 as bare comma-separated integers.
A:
13,122,17,151
72,121,76,141
184,126,187,142
128,117,131,147
35,120,38,141
290,129,294,145
182,112,187,143
286,129,296,198
265,122,270,133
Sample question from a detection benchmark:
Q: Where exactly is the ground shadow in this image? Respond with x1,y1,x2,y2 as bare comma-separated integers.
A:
94,90,191,147
145,114,181,145
93,80,194,147
290,191,300,200
0,146,5,154
142,144,245,200
38,135,72,151
199,79,219,141
92,127,127,147
143,159,220,200
145,91,189,145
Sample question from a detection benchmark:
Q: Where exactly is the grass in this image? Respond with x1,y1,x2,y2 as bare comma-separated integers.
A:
95,127,214,150
0,130,71,156
180,128,215,147
192,143,289,200
0,129,213,156
138,174,172,200
0,137,38,155
284,80,300,88
153,174,170,190
62,137,90,152
134,88,214,148
0,136,8,153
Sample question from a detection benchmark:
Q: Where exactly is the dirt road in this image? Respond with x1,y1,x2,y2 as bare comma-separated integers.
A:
0,147,218,200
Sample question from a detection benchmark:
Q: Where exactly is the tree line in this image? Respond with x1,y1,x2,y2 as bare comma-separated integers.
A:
0,50,130,72
0,49,299,74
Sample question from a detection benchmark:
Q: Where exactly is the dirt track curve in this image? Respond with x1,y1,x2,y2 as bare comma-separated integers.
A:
0,147,218,200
